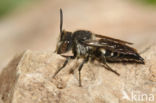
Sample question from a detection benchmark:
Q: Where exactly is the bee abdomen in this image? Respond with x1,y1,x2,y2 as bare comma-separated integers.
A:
99,49,144,64
100,49,117,57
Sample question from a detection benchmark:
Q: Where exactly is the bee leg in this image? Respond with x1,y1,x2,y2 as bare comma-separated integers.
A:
53,56,74,78
78,56,89,87
102,57,120,76
103,63,120,76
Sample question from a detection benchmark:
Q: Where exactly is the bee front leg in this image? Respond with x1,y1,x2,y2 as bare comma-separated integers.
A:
78,56,89,87
53,56,74,78
102,57,120,76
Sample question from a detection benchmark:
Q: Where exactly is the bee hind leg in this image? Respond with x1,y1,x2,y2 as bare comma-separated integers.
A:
102,57,120,76
103,63,120,76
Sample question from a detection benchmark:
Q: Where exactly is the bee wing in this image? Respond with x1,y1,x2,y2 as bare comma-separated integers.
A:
83,39,137,53
83,40,105,47
95,34,133,45
83,40,117,52
83,37,144,64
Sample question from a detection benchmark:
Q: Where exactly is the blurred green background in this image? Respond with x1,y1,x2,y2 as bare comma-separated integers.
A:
0,0,35,18
136,0,156,5
0,0,156,18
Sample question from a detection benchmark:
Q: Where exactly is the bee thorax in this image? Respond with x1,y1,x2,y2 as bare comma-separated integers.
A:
76,43,89,57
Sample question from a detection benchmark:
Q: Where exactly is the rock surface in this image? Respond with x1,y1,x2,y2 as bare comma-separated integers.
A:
0,44,156,103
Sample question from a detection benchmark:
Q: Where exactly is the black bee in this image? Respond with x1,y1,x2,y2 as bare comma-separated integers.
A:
53,8,144,86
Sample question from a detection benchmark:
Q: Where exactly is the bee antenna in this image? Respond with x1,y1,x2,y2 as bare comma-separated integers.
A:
60,8,63,35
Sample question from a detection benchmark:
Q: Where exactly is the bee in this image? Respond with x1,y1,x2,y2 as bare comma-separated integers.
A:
53,8,144,86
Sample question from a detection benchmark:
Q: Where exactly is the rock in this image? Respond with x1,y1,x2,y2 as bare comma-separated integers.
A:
0,53,24,103
0,44,156,103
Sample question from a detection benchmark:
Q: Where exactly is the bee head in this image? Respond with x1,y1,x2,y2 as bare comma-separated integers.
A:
56,30,73,54
55,8,73,54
